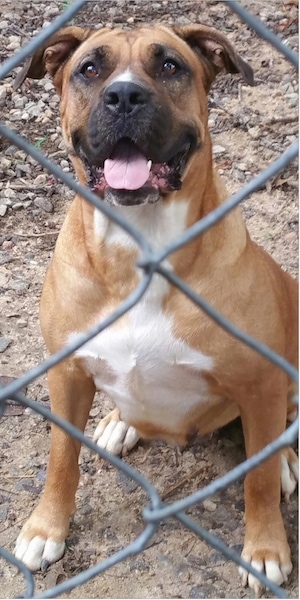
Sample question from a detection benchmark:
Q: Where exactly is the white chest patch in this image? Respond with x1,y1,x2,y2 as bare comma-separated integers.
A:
93,200,190,251
70,200,214,433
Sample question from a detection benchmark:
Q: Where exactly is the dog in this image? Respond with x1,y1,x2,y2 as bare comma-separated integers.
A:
14,23,298,593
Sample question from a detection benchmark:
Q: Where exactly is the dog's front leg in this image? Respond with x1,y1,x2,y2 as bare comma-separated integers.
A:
15,361,95,571
238,374,292,593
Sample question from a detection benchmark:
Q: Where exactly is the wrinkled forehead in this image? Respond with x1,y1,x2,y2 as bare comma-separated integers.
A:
68,26,198,73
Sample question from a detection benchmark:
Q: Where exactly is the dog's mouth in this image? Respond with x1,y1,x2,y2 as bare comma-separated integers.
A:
85,137,191,199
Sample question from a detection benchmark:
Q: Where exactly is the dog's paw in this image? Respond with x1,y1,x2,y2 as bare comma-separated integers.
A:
15,504,69,571
281,447,298,502
239,555,292,595
239,531,292,595
93,408,139,456
15,533,65,572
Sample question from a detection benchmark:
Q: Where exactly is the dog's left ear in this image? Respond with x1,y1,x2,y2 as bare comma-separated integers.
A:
174,24,254,89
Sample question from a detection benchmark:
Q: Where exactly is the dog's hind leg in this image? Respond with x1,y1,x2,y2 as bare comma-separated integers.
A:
93,408,140,456
281,446,298,502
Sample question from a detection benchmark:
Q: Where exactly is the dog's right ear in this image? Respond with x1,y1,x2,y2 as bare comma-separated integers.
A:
13,26,93,92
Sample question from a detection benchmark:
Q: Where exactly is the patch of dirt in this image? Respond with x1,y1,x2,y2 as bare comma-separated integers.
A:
0,1,298,599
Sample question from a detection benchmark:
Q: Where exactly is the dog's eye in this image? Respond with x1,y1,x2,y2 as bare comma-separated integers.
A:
162,60,179,76
80,61,99,79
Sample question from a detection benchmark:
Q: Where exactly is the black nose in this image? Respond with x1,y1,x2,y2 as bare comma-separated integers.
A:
104,81,149,116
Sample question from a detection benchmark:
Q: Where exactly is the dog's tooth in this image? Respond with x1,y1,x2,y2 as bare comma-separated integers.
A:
147,160,152,171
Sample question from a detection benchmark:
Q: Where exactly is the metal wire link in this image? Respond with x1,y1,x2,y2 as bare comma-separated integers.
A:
0,1,298,598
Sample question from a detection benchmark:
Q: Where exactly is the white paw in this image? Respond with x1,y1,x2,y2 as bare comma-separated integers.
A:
15,533,65,571
281,447,298,502
93,409,139,456
239,558,292,594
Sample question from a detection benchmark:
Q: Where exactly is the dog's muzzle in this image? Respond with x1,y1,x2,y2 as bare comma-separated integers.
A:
76,80,197,205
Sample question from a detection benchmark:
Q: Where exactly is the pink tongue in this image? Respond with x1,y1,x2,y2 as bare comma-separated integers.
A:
104,142,150,190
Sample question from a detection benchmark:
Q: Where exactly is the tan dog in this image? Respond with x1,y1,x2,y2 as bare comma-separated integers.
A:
14,23,298,593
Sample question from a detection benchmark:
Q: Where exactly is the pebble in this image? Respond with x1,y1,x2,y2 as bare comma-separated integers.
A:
17,318,28,328
213,145,226,155
1,198,13,207
44,81,54,92
286,94,298,108
60,159,70,169
9,279,30,292
14,478,36,491
0,251,13,264
0,87,7,105
34,197,54,213
34,174,48,185
3,188,16,199
12,202,24,210
78,504,93,516
117,471,138,493
0,505,8,521
203,499,217,512
0,337,12,353
0,158,11,170
188,586,206,599
2,240,13,250
0,205,8,217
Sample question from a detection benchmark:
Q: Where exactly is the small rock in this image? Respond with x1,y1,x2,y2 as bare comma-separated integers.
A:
24,407,37,416
44,5,59,17
34,174,47,185
14,478,35,491
117,471,138,493
17,318,28,328
188,586,206,599
0,198,13,207
2,240,13,250
286,94,298,108
13,96,26,109
0,87,7,105
0,505,8,521
9,279,30,292
0,157,11,170
34,197,53,213
213,145,226,155
0,337,12,353
12,202,24,210
176,16,190,26
60,159,69,169
203,499,217,512
78,504,93,516
3,188,16,199
0,251,13,264
0,205,7,217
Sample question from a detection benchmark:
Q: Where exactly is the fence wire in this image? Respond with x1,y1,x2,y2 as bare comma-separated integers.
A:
0,0,298,598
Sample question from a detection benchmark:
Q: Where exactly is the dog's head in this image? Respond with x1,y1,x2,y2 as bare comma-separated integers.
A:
16,24,253,206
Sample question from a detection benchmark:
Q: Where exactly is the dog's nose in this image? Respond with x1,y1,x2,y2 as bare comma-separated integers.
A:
104,81,149,115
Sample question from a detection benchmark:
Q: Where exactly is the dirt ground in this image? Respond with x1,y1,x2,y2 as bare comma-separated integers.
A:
0,0,298,598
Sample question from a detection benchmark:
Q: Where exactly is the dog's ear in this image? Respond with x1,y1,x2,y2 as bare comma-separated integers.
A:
14,26,94,91
174,24,254,90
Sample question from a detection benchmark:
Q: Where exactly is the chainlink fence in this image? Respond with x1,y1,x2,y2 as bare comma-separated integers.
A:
0,0,298,598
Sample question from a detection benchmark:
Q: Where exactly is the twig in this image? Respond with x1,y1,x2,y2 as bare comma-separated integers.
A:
138,447,152,464
264,115,298,126
15,231,59,238
161,465,207,501
0,486,18,495
5,184,53,192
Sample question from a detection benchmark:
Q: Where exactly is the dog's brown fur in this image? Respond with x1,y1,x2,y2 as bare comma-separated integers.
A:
15,24,297,592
